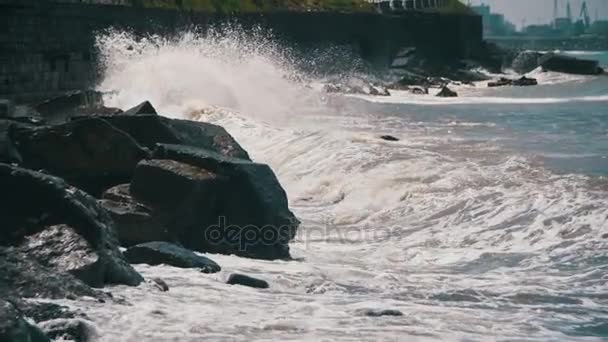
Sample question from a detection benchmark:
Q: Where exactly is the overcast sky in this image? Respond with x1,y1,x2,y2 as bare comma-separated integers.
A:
467,0,608,28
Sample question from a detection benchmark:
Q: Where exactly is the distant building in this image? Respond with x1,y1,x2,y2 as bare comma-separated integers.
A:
471,4,516,36
523,24,558,37
589,20,608,36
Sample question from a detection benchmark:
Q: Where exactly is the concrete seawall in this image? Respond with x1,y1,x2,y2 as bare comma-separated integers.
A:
0,0,482,103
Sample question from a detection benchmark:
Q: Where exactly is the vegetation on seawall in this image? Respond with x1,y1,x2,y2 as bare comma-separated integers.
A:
128,0,375,12
53,0,472,14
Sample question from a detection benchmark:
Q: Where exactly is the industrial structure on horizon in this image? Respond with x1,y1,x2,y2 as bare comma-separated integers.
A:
469,0,608,39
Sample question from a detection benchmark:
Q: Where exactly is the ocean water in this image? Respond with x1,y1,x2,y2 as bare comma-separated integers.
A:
60,31,608,341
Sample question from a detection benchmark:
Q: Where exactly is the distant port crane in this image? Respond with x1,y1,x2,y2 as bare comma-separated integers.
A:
580,1,590,28
553,0,592,31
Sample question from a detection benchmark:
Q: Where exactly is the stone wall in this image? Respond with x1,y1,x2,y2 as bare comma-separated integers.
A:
0,0,482,103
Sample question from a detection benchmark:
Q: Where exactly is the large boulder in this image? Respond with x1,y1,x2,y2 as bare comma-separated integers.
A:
93,115,250,160
126,145,299,260
0,300,51,342
99,184,169,247
129,159,227,251
10,118,149,195
0,163,143,288
512,51,543,74
34,90,120,124
124,241,221,273
539,53,603,75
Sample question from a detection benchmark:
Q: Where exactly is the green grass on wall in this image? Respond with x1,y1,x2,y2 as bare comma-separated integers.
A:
131,0,375,12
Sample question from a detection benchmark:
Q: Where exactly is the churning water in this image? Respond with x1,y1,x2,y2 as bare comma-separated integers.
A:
61,30,608,341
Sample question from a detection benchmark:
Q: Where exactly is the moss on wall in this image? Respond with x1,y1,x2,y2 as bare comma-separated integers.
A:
130,0,374,12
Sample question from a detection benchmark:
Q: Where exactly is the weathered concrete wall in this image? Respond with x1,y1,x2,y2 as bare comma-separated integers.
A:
0,0,482,103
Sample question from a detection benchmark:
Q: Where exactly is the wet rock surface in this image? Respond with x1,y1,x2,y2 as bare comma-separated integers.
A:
539,53,603,75
10,118,149,195
488,76,538,87
96,115,251,160
150,144,299,260
511,51,543,74
33,90,110,124
226,274,269,289
359,309,404,317
99,184,169,247
0,97,299,340
380,135,399,142
0,163,143,289
124,241,221,273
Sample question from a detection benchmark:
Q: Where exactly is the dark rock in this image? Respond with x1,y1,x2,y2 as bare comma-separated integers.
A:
34,90,106,124
10,118,149,195
124,241,221,273
129,158,227,249
0,248,101,299
436,86,458,97
146,144,299,260
226,274,269,289
38,319,95,342
0,300,51,342
360,309,404,317
20,224,119,288
99,184,169,247
512,76,538,86
0,163,143,288
0,99,15,118
512,51,543,74
123,101,157,116
470,41,509,74
488,77,513,87
380,135,399,142
94,115,250,160
150,278,169,292
488,76,538,87
539,53,602,75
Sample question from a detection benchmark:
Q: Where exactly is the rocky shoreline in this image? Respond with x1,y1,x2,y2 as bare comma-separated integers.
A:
320,46,606,99
0,94,298,341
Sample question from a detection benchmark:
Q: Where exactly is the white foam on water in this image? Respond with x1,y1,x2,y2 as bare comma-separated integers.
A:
64,29,608,341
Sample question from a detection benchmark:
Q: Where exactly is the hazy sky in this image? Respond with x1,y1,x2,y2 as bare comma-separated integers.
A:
467,0,608,28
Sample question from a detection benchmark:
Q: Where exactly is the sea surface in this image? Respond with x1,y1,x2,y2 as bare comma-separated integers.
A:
59,32,608,341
